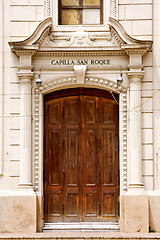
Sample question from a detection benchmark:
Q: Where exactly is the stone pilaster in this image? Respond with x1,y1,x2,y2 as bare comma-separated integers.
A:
120,53,149,233
16,51,35,190
17,73,34,189
127,71,144,191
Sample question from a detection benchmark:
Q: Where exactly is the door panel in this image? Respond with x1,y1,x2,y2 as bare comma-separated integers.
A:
50,131,61,185
44,88,119,223
67,130,79,185
102,130,115,185
102,192,116,216
85,130,96,185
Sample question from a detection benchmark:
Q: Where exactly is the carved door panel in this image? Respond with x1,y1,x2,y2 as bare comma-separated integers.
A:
44,98,64,222
63,97,82,222
44,89,119,223
99,98,119,221
82,96,100,221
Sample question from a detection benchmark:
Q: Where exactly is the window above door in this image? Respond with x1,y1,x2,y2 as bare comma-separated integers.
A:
46,0,118,28
59,0,103,25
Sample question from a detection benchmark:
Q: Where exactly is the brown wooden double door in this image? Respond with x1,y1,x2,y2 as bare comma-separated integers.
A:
44,88,119,223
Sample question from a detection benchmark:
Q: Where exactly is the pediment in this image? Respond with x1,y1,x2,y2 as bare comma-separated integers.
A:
9,17,152,53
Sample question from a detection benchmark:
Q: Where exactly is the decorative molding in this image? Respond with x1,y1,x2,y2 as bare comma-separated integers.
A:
35,52,126,57
9,17,52,50
44,0,51,18
121,92,128,191
125,50,148,56
33,76,128,192
42,32,71,47
9,15,152,52
41,30,124,48
110,27,125,45
109,17,153,47
33,89,40,191
35,26,51,45
110,0,117,19
16,51,36,56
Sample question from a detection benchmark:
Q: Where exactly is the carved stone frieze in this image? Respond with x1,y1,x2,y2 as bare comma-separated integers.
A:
42,32,71,47
33,76,128,192
41,29,125,48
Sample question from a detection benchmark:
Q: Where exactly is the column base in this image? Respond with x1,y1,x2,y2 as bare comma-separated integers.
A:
119,195,149,233
18,183,35,193
127,184,145,195
0,193,37,233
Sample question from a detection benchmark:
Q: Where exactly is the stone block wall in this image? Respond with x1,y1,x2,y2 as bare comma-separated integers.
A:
118,0,152,40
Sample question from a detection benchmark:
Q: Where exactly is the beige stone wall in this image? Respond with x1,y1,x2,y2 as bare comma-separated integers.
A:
118,0,153,192
0,0,45,191
10,0,44,41
118,0,152,40
1,0,160,234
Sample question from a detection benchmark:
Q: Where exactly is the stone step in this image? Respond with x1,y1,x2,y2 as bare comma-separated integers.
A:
0,232,160,240
42,222,119,232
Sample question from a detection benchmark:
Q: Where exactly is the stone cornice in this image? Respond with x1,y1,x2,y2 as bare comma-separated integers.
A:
109,17,152,48
9,17,52,50
124,49,148,56
15,50,36,56
8,17,152,55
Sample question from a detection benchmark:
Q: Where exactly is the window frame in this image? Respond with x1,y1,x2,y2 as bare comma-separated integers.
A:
58,0,103,25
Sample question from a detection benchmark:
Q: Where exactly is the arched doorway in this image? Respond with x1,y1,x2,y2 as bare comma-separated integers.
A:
44,88,119,223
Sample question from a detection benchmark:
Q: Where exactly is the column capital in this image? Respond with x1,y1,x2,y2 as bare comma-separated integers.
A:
17,72,34,82
127,71,144,81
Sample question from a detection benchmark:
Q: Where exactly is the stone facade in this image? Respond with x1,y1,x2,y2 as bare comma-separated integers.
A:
0,0,160,234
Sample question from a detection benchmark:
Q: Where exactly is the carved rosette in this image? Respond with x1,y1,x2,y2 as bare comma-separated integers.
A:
33,76,128,192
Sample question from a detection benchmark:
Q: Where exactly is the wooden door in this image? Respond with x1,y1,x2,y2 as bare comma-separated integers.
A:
44,88,119,223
